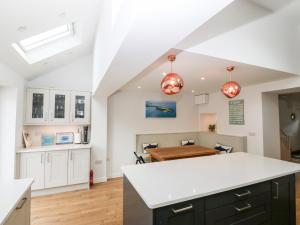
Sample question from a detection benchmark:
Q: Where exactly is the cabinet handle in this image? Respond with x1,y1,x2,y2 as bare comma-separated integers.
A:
273,181,279,199
16,198,27,210
234,190,251,198
40,154,43,164
235,203,252,212
45,112,48,121
70,152,73,160
172,204,193,214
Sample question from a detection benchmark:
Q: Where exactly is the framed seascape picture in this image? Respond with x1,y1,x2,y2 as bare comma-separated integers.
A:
145,101,176,118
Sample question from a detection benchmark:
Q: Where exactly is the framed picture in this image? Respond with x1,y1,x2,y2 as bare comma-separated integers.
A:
229,99,244,125
145,101,176,118
56,132,74,144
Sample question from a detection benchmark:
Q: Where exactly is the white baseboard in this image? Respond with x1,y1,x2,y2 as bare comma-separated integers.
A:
32,183,89,197
108,172,122,179
94,176,107,183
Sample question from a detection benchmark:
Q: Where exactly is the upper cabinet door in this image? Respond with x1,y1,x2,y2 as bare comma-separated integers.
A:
25,88,50,124
49,90,70,123
70,91,91,124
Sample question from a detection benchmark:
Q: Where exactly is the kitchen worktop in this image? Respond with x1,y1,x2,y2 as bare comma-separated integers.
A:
122,152,300,209
16,143,91,153
0,178,33,225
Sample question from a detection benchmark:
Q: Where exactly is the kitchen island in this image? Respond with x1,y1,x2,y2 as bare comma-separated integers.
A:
122,152,300,225
0,178,33,225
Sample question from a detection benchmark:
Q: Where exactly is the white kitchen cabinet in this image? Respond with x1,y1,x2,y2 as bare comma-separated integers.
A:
25,88,50,124
25,88,91,125
49,90,70,123
4,190,30,225
68,149,90,185
20,152,45,190
45,151,68,188
70,91,91,124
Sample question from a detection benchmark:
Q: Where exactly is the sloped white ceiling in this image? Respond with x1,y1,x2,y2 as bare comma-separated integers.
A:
0,0,103,80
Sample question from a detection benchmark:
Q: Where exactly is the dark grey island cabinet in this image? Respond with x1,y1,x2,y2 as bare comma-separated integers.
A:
124,174,296,225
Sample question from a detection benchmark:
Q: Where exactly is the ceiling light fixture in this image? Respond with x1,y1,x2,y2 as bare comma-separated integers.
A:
137,86,142,89
201,77,205,80
17,26,27,32
221,66,241,98
161,55,184,95
192,90,195,93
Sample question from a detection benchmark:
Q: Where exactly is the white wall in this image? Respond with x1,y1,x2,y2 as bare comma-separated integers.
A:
107,91,199,177
28,55,92,91
198,76,300,159
198,87,264,156
262,93,280,159
0,62,25,180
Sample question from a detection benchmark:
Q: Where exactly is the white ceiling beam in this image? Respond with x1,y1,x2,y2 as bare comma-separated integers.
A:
92,0,234,96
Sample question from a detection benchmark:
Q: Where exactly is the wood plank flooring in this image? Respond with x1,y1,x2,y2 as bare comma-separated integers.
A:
32,176,300,225
31,179,123,225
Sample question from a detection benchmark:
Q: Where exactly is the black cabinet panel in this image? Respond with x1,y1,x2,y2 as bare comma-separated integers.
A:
205,193,270,225
206,182,270,210
271,174,296,225
155,199,204,225
123,174,296,225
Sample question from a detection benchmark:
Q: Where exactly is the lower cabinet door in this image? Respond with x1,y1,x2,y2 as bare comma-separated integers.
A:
271,174,296,225
4,190,30,225
20,152,45,190
155,199,204,225
45,151,68,188
68,149,90,185
205,193,270,225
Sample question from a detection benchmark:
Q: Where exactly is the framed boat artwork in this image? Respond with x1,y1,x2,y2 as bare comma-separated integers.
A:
145,101,176,118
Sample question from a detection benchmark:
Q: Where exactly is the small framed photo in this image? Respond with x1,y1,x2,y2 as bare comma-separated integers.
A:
56,132,74,144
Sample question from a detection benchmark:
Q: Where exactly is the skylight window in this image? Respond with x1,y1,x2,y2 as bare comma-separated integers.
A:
12,23,80,64
19,24,74,52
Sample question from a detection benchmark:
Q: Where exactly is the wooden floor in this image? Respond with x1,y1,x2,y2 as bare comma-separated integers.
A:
31,179,123,225
32,176,300,225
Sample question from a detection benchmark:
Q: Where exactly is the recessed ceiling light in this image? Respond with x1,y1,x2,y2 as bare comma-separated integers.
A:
43,62,48,66
162,72,167,76
201,77,205,80
191,90,195,93
137,86,142,89
17,26,27,32
58,12,67,18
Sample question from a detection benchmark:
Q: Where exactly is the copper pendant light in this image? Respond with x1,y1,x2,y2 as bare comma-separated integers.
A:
221,66,241,98
161,55,184,95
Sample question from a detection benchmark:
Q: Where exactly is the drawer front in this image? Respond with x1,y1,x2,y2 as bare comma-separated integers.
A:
206,182,270,210
155,199,204,225
205,193,271,225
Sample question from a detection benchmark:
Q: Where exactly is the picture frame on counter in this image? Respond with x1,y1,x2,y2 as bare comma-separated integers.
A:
56,132,74,144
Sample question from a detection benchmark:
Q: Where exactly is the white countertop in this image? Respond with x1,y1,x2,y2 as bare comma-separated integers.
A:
122,152,300,209
0,178,33,225
16,143,91,153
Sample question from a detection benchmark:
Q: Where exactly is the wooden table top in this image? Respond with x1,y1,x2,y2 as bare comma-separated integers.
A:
146,145,219,161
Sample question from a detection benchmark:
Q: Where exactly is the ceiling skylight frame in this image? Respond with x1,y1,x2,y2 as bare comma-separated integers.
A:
12,23,80,64
18,23,74,52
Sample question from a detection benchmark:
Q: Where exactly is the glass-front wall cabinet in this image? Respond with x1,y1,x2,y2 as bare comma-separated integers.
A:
26,89,49,124
71,91,90,124
25,88,90,124
49,90,70,123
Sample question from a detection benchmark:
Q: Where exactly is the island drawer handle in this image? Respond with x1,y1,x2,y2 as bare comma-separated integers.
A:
234,190,251,198
273,182,279,199
235,203,252,212
172,204,193,214
16,198,27,210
